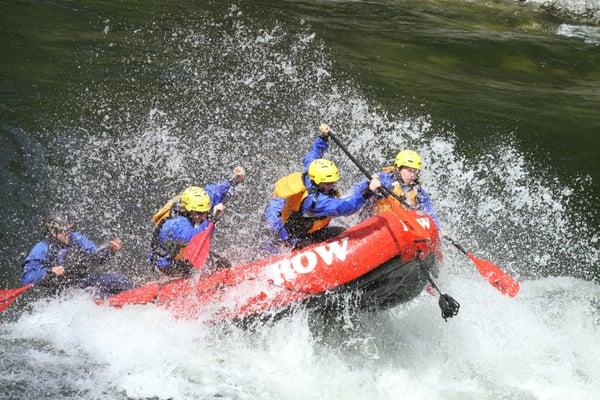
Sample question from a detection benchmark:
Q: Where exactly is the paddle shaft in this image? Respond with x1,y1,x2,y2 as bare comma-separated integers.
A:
443,235,468,255
328,131,373,180
419,264,442,296
329,129,518,297
328,131,415,209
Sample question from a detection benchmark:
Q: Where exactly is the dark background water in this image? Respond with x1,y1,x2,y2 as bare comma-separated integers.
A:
2,3,600,399
1,0,598,287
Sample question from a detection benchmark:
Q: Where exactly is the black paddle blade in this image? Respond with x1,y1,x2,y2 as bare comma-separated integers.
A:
439,294,460,322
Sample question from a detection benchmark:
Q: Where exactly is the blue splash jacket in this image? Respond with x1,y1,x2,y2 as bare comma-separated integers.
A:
153,180,232,271
264,136,370,242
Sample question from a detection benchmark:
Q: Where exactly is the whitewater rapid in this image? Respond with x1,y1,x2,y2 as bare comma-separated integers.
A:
528,0,600,24
2,271,599,399
529,0,600,42
1,2,598,399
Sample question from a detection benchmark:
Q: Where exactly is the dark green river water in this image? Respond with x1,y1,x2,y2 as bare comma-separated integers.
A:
2,2,600,399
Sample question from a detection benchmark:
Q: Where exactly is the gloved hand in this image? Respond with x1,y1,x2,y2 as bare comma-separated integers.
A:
213,203,225,217
361,175,383,199
231,166,246,185
369,174,382,192
375,187,388,199
51,265,65,276
109,238,122,252
319,123,330,139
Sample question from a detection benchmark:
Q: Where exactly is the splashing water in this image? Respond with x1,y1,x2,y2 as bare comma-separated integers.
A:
557,23,600,43
2,274,600,399
41,7,598,281
2,5,599,400
529,0,600,24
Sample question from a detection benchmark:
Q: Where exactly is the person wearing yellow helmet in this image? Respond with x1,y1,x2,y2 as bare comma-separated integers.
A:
264,124,381,250
367,149,441,228
149,167,246,277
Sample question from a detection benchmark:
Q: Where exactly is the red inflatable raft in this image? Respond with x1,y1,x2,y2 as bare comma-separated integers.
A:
103,210,441,323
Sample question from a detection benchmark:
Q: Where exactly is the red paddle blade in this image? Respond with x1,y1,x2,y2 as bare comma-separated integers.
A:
184,222,215,269
0,284,33,312
467,253,520,297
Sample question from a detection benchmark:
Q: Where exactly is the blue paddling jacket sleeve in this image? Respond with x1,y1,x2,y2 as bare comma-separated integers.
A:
301,180,370,218
204,180,232,206
21,232,100,285
302,136,329,171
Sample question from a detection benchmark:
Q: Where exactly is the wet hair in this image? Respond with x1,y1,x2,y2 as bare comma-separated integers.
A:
44,210,75,234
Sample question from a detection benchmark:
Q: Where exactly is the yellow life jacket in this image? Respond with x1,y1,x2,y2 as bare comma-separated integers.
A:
150,194,187,261
273,172,333,236
375,167,419,214
152,194,181,225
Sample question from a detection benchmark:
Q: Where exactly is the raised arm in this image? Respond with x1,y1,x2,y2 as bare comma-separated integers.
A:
302,124,331,171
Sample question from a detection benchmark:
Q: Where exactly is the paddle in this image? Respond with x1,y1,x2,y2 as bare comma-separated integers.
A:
327,129,460,320
328,129,519,297
0,284,33,312
443,236,520,297
184,221,216,269
326,130,429,237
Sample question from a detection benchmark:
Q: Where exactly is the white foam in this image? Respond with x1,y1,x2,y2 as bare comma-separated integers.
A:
3,273,599,399
527,0,600,24
12,7,598,399
557,23,600,43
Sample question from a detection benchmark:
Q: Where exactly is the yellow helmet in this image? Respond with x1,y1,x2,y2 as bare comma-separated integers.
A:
394,150,423,170
180,186,211,213
308,158,340,184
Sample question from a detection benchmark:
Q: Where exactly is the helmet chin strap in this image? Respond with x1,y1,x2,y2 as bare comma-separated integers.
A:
320,187,337,196
315,182,337,196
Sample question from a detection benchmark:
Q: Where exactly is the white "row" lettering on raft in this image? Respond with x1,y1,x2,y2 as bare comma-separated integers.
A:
265,237,350,286
416,217,430,229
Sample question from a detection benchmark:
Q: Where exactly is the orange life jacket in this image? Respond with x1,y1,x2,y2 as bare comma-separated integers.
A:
150,194,187,261
152,194,181,224
375,167,420,214
273,172,335,236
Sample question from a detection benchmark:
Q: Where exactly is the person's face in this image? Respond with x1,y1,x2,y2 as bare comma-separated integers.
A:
399,167,418,184
318,182,336,193
53,227,72,245
190,211,208,224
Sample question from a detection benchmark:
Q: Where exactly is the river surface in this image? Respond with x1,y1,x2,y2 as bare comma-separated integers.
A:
1,1,599,399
